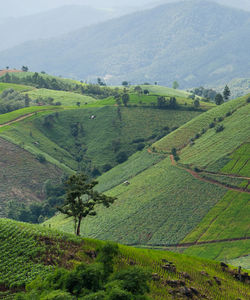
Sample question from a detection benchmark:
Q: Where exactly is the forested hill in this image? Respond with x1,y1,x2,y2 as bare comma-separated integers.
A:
1,0,250,87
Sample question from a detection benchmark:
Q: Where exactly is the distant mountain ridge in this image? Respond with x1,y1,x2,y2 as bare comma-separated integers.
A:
0,5,115,51
1,0,250,87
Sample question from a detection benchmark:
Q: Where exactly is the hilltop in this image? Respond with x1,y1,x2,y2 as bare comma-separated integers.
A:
0,0,250,87
0,218,249,299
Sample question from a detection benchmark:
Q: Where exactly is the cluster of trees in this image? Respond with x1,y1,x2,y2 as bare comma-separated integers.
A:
0,89,30,114
190,87,217,101
7,179,66,224
157,96,179,109
114,88,130,107
16,243,151,300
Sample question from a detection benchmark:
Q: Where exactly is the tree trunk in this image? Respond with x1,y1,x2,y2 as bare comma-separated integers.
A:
76,217,82,236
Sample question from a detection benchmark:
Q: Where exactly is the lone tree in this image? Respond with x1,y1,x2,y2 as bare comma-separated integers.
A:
172,81,179,89
223,85,231,101
122,93,130,106
58,173,116,236
215,93,224,105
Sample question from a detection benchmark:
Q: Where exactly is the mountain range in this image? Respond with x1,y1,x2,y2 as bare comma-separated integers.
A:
1,0,249,87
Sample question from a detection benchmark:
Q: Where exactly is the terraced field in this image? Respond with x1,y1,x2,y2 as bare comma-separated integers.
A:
222,143,250,176
1,219,249,300
179,103,250,169
0,138,62,217
25,88,97,106
47,158,226,245
154,95,248,152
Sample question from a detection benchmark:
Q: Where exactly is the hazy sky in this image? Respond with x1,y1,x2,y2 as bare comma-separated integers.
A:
1,0,249,18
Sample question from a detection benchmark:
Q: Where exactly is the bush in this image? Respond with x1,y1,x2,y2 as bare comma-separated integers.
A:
217,116,224,122
36,153,46,163
102,164,112,172
225,111,232,117
116,152,128,164
137,143,145,151
113,267,151,295
209,122,215,128
215,125,225,133
194,133,200,139
246,97,250,103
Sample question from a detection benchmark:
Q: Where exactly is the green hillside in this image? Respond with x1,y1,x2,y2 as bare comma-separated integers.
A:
0,137,63,217
25,88,97,106
153,94,248,152
46,95,249,267
1,218,249,300
0,82,34,93
0,106,201,177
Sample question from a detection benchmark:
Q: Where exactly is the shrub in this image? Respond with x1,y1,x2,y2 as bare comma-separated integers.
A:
209,122,215,128
113,267,151,295
137,143,145,151
217,116,224,122
225,111,232,117
246,97,250,103
215,125,225,133
116,152,128,164
194,133,200,139
36,153,46,163
102,164,112,172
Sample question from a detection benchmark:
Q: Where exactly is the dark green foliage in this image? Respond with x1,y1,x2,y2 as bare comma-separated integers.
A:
223,85,231,101
0,88,28,114
97,242,119,277
36,153,46,163
116,151,128,164
137,143,145,151
7,179,66,224
246,97,250,103
215,124,225,133
157,96,179,109
193,99,200,108
191,87,217,101
113,267,151,295
122,93,130,106
58,173,116,235
215,93,224,105
209,122,215,128
15,242,150,300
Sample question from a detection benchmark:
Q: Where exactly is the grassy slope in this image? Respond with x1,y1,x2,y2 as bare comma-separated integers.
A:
0,106,63,125
153,95,248,152
25,88,97,106
179,103,250,169
48,159,226,245
1,218,249,300
0,137,63,217
1,106,200,173
0,82,34,93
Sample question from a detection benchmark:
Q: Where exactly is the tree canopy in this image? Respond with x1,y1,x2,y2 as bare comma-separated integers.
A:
58,173,116,236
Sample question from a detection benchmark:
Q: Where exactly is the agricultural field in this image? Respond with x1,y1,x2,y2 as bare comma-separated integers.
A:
96,149,165,193
221,143,250,177
1,106,200,175
182,191,250,243
153,95,248,152
184,240,250,264
0,106,62,126
47,159,226,245
0,138,62,217
0,82,34,93
139,85,191,98
25,88,97,106
1,218,249,300
179,103,250,169
229,255,250,270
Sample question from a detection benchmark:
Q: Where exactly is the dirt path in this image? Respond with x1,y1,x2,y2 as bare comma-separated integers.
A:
0,113,36,128
157,236,250,248
169,155,250,194
197,168,250,181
